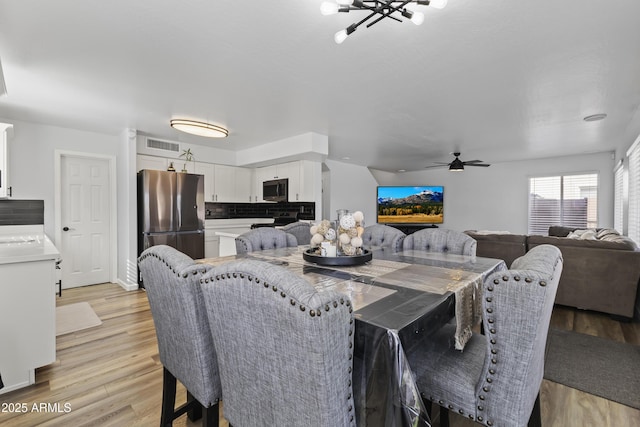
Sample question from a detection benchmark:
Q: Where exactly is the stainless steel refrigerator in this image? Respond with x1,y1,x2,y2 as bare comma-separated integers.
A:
137,169,204,286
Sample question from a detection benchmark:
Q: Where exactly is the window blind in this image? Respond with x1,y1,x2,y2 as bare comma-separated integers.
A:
528,173,598,235
614,162,625,234
628,141,640,244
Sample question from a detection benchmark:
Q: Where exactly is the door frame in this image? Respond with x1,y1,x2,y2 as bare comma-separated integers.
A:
54,150,118,285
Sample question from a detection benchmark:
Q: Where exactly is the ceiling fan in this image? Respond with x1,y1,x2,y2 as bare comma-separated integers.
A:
425,152,491,172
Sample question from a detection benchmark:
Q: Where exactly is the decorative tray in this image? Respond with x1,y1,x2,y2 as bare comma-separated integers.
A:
302,248,372,266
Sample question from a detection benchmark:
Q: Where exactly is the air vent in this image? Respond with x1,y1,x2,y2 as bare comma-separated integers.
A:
146,138,180,153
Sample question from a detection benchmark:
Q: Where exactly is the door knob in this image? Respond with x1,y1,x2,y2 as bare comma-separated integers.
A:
63,226,71,231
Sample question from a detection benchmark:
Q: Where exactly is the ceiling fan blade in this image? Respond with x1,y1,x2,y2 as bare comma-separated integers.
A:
462,160,484,164
424,164,448,169
465,163,491,167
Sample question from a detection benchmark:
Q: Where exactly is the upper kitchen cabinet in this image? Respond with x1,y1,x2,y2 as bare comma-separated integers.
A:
254,160,319,202
196,162,252,203
0,123,12,198
137,154,195,173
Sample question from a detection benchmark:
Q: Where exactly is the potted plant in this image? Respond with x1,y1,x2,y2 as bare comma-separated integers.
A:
179,148,194,172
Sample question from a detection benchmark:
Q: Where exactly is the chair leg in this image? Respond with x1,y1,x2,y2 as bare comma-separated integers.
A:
187,391,202,421
528,392,542,427
161,367,177,427
202,402,219,427
439,406,450,427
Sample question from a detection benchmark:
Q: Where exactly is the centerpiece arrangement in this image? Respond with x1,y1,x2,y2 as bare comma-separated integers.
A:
303,210,372,266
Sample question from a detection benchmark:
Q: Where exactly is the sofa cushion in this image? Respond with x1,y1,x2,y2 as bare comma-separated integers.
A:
528,234,638,251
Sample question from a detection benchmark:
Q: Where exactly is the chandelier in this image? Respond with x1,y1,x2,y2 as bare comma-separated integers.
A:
321,0,448,44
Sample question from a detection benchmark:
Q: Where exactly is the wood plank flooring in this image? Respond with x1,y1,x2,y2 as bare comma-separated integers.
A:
1,283,638,426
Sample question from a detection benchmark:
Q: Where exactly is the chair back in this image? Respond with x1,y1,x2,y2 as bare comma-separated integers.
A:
235,228,298,254
138,245,221,407
361,224,406,252
478,244,562,425
280,221,311,245
200,259,356,427
402,228,477,256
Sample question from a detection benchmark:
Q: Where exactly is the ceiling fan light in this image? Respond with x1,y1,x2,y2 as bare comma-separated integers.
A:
170,119,228,138
449,163,464,171
429,0,448,9
411,11,425,25
320,2,340,15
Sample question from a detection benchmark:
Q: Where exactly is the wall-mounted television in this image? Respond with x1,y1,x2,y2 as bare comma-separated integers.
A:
377,186,444,225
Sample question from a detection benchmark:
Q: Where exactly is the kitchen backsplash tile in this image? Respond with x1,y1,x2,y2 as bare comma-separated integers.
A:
205,201,315,220
0,199,45,225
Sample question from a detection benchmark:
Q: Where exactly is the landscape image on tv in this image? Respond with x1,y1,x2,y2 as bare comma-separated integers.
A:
377,186,444,224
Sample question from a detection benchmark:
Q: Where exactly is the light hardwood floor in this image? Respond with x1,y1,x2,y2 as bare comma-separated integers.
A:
0,283,638,427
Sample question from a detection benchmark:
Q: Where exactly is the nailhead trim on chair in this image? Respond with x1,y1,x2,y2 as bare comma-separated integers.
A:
201,266,356,426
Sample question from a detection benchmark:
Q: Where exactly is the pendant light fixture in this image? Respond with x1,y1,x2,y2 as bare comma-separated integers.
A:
170,119,228,138
321,0,448,44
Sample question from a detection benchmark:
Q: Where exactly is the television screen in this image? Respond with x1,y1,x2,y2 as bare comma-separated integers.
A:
377,186,444,224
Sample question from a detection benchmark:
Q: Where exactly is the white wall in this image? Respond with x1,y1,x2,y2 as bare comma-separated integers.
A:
5,119,121,238
324,159,378,225
370,152,615,234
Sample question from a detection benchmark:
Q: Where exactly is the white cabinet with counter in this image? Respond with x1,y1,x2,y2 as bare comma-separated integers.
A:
204,218,273,257
0,226,60,394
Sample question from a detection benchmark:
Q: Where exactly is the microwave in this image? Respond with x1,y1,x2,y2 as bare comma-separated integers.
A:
263,178,288,202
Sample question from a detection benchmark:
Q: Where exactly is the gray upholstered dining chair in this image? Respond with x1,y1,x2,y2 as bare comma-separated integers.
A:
403,228,477,256
361,224,406,252
280,221,312,245
406,244,563,427
138,245,221,427
199,259,356,427
234,227,298,254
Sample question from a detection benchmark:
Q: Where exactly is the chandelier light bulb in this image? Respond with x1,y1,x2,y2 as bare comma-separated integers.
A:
411,11,425,25
336,0,354,5
334,29,349,44
430,0,448,9
320,2,340,15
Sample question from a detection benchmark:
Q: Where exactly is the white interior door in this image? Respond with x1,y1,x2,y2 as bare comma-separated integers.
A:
60,155,111,288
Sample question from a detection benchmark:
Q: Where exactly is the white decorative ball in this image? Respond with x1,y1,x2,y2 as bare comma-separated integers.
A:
325,228,336,241
339,233,351,244
311,233,325,246
342,244,356,256
339,214,356,230
353,211,364,224
310,225,318,235
351,236,363,248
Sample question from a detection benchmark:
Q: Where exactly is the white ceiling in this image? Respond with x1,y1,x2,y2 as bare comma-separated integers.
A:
1,0,639,172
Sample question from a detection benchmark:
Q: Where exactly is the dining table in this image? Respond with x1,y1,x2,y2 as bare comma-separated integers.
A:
200,246,506,427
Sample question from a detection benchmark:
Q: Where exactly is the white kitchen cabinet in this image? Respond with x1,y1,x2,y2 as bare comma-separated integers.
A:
137,154,168,172
235,167,253,203
254,160,318,202
204,228,219,258
0,123,12,198
195,162,216,202
137,154,195,173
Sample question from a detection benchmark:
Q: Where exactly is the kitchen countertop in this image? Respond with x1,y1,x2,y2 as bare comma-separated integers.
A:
0,225,61,265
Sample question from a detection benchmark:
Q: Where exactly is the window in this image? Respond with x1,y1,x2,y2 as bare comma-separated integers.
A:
528,173,598,235
628,140,640,244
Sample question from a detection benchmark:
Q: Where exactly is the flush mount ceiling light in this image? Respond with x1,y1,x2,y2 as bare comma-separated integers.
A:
321,0,448,44
583,113,607,122
170,119,228,138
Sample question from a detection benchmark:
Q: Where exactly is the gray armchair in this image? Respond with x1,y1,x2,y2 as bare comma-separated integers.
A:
138,245,221,427
361,224,406,252
406,244,563,427
280,221,311,245
235,227,298,254
403,228,477,256
199,259,356,427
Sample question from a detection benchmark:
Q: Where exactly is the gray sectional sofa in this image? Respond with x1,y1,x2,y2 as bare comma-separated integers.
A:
465,227,640,319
